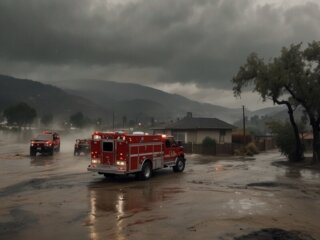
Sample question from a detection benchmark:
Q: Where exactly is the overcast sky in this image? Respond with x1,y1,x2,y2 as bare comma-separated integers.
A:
1,0,320,110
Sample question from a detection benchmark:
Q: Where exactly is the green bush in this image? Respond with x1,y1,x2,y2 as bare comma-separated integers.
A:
202,136,216,147
234,142,259,156
246,142,259,155
267,121,303,161
234,147,246,156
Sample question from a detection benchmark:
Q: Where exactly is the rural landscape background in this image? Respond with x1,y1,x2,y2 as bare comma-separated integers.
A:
1,0,320,240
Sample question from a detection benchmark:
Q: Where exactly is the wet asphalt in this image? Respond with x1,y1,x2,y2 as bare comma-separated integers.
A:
0,140,320,240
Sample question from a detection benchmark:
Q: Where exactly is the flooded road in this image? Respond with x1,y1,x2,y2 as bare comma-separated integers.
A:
0,142,320,240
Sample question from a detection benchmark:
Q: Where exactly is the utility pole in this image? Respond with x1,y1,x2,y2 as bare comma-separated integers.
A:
243,105,246,147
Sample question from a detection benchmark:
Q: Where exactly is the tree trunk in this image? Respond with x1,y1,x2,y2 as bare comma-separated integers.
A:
275,98,303,162
287,107,303,162
311,121,320,163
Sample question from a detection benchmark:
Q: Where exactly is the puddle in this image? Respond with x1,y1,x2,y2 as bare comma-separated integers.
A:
234,228,316,240
247,181,295,188
30,156,58,166
273,161,320,181
86,182,185,239
87,183,184,215
0,208,38,236
226,198,267,214
0,176,82,198
126,216,167,227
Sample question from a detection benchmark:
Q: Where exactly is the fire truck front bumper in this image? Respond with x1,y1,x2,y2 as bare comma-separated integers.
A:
87,164,128,175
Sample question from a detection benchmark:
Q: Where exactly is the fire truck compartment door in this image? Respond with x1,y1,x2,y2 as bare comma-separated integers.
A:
153,156,163,169
102,140,115,165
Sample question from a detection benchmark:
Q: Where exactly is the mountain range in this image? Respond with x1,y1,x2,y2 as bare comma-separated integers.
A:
0,75,108,121
0,74,285,126
55,79,286,123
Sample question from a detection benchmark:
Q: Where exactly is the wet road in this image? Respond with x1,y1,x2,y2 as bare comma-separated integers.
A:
0,142,320,240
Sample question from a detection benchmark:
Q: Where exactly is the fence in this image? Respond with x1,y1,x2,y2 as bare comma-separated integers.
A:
182,138,276,156
182,143,233,155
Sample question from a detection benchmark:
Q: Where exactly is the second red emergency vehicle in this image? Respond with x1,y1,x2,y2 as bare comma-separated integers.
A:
87,131,186,180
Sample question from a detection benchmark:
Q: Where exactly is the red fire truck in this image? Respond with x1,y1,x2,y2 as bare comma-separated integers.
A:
87,131,186,180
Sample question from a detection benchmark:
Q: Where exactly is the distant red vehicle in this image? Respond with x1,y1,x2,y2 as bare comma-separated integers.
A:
30,131,60,156
88,131,186,180
74,138,91,156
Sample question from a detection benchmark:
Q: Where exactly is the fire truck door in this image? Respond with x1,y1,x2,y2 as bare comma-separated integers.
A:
101,140,115,166
164,139,175,163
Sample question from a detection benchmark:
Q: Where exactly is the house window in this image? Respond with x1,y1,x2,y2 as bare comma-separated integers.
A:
219,130,226,144
172,131,186,143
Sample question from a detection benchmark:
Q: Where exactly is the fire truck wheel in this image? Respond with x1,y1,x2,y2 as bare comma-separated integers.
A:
173,158,185,172
139,161,152,180
104,173,115,179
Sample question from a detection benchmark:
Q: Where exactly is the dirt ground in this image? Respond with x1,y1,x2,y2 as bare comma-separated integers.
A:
0,138,319,240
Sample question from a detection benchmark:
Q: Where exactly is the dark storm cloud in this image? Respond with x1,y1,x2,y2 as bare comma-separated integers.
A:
0,0,320,89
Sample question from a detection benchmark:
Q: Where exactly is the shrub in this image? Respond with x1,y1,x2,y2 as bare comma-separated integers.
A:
234,147,247,156
202,136,216,147
246,142,259,155
267,121,303,161
234,143,259,156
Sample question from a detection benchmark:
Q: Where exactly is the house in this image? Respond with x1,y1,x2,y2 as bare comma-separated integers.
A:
152,113,235,155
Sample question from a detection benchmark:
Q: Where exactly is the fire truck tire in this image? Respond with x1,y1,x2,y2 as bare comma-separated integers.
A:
104,173,115,179
139,161,152,180
57,145,60,152
173,157,185,172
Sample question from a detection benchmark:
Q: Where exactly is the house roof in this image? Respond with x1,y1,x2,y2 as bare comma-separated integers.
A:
153,117,235,130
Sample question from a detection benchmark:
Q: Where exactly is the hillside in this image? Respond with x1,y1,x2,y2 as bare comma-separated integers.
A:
0,75,108,121
0,75,285,127
55,79,245,123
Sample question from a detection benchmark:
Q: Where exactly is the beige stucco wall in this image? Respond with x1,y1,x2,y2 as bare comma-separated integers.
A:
193,129,232,144
196,130,220,144
166,130,196,143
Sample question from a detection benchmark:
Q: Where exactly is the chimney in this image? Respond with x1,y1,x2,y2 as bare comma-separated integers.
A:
186,112,192,118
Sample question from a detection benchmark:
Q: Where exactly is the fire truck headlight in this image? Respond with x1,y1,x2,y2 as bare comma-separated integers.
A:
93,135,101,140
92,159,100,164
116,161,126,166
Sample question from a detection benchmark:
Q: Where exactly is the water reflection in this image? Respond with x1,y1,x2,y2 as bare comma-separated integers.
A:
284,167,320,181
285,168,302,178
30,155,56,166
87,180,184,239
227,198,267,215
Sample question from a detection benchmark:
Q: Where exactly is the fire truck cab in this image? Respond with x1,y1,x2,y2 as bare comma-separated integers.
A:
87,131,186,180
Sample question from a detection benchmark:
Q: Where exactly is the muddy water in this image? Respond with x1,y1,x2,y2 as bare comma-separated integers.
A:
0,142,319,240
